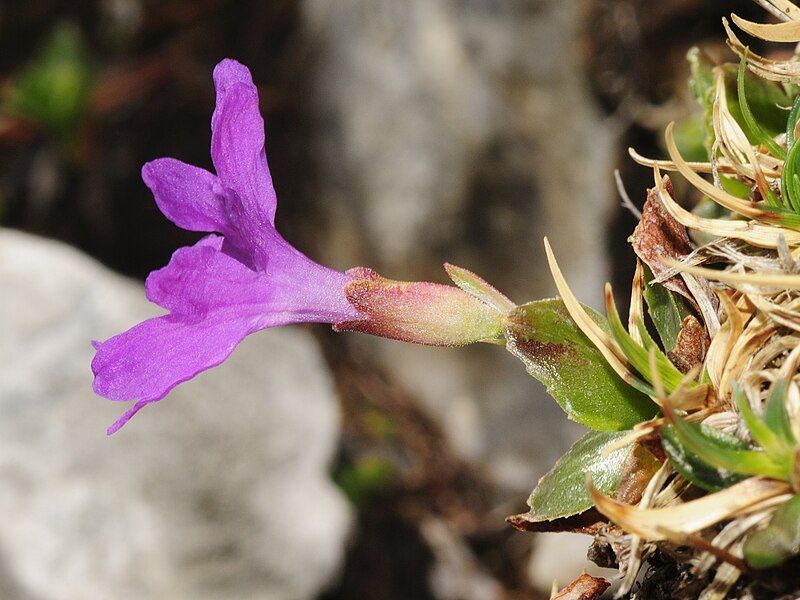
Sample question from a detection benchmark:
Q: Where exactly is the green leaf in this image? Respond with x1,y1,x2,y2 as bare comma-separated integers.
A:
662,424,747,491
687,48,792,160
733,384,788,459
334,456,395,507
672,116,710,163
504,300,657,431
687,47,715,158
738,53,786,160
764,380,797,448
527,431,633,521
720,175,752,199
663,402,788,480
605,289,686,394
724,63,791,139
688,47,714,109
786,95,800,150
641,266,690,352
744,495,800,569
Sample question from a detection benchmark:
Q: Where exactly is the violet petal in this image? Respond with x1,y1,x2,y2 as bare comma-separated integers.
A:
145,235,269,315
92,308,259,404
141,158,228,234
211,60,277,244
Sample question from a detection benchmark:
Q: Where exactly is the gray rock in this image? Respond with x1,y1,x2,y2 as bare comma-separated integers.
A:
302,0,612,491
0,229,351,600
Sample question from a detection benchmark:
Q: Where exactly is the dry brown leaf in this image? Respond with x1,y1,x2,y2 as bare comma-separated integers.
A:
615,443,663,506
732,12,800,42
591,477,791,542
669,315,710,373
551,573,610,600
632,179,695,303
506,509,606,535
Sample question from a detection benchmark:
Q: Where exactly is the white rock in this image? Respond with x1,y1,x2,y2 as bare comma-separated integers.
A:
302,0,614,492
0,229,351,600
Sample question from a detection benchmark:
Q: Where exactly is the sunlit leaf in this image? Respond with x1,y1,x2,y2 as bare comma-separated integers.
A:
734,384,788,458
663,402,788,480
526,431,633,521
764,380,797,448
504,300,657,431
605,286,686,393
724,62,791,138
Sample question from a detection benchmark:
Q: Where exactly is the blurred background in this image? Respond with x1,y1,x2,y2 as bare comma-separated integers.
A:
0,0,767,598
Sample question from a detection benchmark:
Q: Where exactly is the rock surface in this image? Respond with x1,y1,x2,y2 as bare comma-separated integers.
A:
0,229,351,600
303,0,611,491
300,2,615,590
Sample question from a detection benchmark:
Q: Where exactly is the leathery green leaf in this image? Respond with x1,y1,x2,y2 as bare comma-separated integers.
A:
745,495,800,569
527,431,633,521
504,299,657,431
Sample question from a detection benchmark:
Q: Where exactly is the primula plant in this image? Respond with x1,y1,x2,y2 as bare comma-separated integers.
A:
92,1,800,597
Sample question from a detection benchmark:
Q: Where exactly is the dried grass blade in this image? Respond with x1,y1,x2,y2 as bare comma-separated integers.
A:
590,478,791,541
732,12,800,42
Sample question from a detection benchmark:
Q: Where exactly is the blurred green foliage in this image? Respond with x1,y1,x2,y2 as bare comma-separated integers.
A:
334,456,396,508
4,23,92,145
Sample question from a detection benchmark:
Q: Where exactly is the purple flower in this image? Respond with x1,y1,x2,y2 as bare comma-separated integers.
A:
91,59,361,434
93,59,509,435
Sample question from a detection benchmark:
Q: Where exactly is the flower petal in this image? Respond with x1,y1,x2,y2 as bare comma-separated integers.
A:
145,235,269,315
145,233,360,323
141,158,228,233
258,229,363,323
92,308,259,417
211,59,277,239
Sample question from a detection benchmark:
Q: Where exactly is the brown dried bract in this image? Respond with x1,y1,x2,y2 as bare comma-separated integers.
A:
668,315,710,373
632,178,695,303
632,177,719,333
551,572,610,600
615,443,662,506
506,509,606,535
